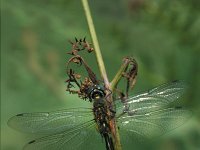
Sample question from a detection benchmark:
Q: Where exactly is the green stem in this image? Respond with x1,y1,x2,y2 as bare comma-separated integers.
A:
81,0,122,150
81,0,109,85
110,64,127,91
110,58,131,90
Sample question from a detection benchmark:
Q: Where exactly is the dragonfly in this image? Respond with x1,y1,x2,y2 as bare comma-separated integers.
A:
8,80,191,150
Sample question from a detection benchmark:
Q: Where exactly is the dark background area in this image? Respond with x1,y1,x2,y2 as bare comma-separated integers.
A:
1,0,200,150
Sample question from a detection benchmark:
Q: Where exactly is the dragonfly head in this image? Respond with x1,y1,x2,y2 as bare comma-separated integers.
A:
87,84,106,102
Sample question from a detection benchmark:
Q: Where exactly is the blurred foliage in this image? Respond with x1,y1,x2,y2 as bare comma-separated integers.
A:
1,0,200,150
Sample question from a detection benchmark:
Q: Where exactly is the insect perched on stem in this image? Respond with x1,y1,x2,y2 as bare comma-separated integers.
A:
8,38,191,150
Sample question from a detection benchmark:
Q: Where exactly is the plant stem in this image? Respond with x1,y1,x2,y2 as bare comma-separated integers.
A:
81,0,109,85
110,67,124,90
81,0,122,149
110,58,132,90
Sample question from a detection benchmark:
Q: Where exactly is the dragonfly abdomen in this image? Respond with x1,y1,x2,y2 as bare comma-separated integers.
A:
93,99,115,150
103,133,115,150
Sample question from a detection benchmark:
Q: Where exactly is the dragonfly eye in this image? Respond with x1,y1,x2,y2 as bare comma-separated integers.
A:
88,85,106,100
91,90,105,100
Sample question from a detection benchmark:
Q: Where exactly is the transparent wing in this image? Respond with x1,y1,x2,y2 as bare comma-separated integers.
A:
8,108,93,134
115,80,187,116
118,107,191,138
118,108,191,149
115,81,191,143
23,121,106,150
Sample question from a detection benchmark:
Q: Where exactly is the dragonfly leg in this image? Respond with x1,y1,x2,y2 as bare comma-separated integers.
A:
114,88,130,113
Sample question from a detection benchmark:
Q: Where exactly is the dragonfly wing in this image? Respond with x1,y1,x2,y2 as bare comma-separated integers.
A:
115,81,191,143
115,80,187,117
8,108,93,134
146,80,186,101
118,108,191,150
24,121,105,150
118,108,191,140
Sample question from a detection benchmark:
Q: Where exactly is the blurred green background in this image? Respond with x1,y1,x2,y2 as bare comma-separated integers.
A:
1,0,200,150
